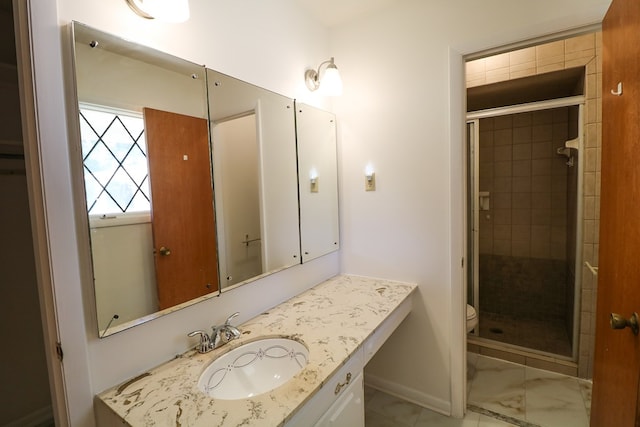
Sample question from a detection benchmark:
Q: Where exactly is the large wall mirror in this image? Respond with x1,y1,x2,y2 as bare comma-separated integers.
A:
207,70,300,289
70,22,337,338
296,103,340,261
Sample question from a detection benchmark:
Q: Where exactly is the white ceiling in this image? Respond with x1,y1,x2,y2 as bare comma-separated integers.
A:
293,0,398,27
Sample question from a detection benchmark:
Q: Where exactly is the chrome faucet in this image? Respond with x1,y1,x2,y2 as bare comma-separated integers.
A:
188,312,241,354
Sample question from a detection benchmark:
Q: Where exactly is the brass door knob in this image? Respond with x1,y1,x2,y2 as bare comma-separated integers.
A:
159,246,171,256
610,312,639,335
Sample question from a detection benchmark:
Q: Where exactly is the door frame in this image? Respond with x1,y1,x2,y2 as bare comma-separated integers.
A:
13,0,69,424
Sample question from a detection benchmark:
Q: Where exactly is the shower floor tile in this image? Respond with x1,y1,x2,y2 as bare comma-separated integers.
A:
478,312,572,357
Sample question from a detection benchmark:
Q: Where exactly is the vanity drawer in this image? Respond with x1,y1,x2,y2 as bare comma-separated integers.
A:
286,348,364,426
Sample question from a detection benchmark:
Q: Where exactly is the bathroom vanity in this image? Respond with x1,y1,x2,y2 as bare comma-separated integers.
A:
94,275,416,426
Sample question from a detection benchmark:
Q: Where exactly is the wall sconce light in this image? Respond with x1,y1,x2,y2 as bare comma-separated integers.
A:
310,169,319,193
126,0,190,23
304,57,343,96
365,165,376,192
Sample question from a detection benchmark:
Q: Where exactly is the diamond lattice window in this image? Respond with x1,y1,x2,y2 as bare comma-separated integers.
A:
79,107,150,216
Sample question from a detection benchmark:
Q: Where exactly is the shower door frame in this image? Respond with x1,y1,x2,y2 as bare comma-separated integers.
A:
466,95,585,362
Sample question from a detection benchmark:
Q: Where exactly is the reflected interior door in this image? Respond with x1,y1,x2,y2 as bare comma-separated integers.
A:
143,108,218,310
590,0,640,425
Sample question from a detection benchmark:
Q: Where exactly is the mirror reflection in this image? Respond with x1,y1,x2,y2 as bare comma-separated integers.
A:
207,70,301,290
71,23,339,338
295,103,340,261
73,22,217,335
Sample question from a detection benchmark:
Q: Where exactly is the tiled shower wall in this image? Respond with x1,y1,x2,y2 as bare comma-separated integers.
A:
467,32,602,379
477,110,572,324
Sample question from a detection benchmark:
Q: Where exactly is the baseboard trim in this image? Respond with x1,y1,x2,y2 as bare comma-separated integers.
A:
364,373,451,416
4,405,53,427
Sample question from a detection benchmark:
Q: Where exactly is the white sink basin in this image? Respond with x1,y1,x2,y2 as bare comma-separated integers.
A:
197,337,309,400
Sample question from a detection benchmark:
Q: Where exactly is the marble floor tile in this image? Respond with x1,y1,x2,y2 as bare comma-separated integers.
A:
524,367,589,427
415,408,481,427
577,379,592,412
366,390,423,426
478,414,519,426
468,356,526,420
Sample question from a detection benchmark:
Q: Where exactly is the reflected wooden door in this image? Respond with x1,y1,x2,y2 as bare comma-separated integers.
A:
590,0,640,425
144,108,218,310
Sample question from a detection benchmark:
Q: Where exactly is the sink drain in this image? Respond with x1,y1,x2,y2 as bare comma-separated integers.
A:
489,327,504,334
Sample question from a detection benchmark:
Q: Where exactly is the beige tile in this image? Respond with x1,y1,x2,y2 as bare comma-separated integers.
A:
466,58,486,75
485,52,510,70
566,33,595,53
494,224,511,241
585,148,597,172
532,110,554,125
584,219,595,244
532,125,553,143
532,141,552,159
493,208,511,225
531,175,551,192
512,209,531,225
493,177,512,193
510,67,536,80
584,196,596,220
512,160,531,177
512,143,531,160
531,192,551,209
531,158,551,176
531,209,551,226
494,239,512,256
494,161,512,177
467,77,487,88
586,73,597,100
537,62,564,74
510,47,536,65
481,117,495,131
585,123,598,148
512,113,531,127
493,192,512,209
513,176,531,192
565,56,593,69
494,115,513,130
536,40,565,59
494,145,512,162
486,68,510,84
513,127,532,144
494,129,512,146
511,224,531,241
512,192,531,209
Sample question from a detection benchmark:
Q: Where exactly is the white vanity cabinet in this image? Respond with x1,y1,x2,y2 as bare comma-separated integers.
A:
286,347,364,426
314,372,364,427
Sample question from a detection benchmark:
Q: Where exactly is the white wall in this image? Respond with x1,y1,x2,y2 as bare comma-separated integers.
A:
330,0,610,416
30,1,335,425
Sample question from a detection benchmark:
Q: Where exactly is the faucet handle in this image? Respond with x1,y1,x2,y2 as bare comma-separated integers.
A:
188,330,212,354
224,312,240,326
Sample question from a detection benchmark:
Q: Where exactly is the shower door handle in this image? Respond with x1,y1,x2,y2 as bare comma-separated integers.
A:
610,312,639,335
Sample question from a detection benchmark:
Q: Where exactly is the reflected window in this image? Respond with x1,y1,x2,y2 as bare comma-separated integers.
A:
79,107,150,216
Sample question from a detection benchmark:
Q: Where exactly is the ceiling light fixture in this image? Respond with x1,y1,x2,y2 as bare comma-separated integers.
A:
304,57,343,96
126,0,190,23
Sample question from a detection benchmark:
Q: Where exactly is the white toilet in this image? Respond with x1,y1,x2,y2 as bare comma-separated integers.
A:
466,304,478,333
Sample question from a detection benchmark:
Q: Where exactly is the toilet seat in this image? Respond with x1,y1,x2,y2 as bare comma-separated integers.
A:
466,304,478,333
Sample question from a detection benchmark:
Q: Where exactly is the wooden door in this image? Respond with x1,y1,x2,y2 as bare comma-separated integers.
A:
591,1,640,425
144,108,218,310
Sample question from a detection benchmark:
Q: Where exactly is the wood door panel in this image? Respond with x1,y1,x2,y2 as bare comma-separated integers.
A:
144,108,218,310
591,1,640,425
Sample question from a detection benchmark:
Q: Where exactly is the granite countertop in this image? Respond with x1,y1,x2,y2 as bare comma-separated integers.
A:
96,274,417,426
